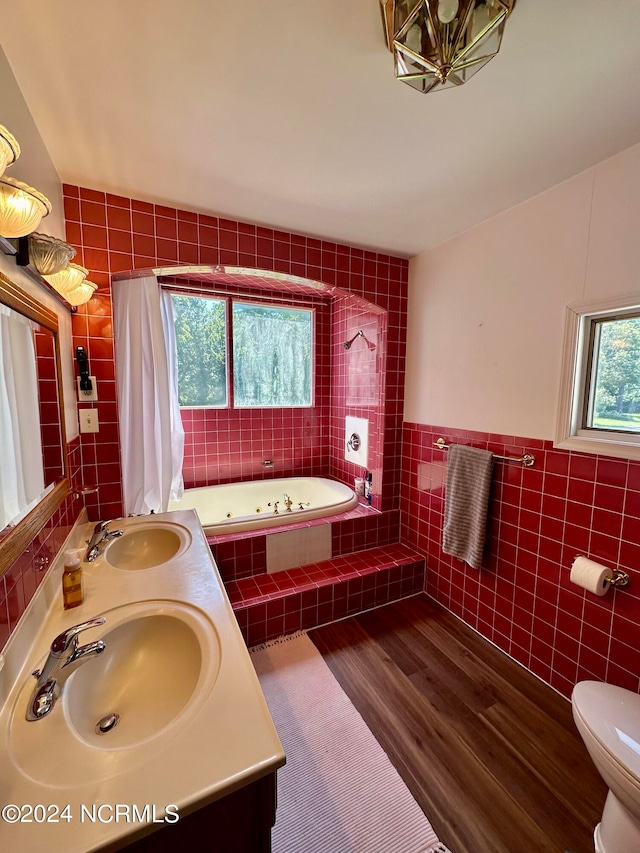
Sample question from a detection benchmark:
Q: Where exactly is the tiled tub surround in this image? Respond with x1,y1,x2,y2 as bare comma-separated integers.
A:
63,183,409,525
228,543,425,647
209,503,401,582
329,298,388,508
401,423,640,698
211,501,413,647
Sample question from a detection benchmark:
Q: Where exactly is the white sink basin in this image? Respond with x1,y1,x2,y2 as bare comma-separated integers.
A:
104,522,191,569
8,601,221,786
66,612,202,749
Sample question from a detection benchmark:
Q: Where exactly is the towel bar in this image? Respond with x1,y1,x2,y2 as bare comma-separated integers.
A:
433,437,535,467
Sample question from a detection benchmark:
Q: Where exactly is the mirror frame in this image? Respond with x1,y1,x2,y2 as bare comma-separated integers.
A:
0,270,70,577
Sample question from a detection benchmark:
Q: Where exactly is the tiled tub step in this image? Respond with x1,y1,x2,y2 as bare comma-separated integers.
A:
226,544,425,647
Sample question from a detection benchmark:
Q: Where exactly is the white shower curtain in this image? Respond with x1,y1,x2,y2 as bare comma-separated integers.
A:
0,306,45,530
113,276,184,515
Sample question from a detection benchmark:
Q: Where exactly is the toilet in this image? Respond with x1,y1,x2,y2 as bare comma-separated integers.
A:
572,680,640,853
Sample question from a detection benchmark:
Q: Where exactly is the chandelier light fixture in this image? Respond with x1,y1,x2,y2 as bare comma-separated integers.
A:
380,0,515,94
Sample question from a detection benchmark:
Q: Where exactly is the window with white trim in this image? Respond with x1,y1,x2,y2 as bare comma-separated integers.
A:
555,294,640,460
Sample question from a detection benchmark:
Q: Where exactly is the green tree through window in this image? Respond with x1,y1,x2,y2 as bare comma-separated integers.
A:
232,303,312,407
172,295,227,406
591,316,640,431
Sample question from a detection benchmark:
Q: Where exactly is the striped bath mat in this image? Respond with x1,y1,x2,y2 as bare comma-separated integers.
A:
251,632,452,853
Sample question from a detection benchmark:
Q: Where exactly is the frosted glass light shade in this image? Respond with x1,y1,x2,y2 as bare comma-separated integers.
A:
64,280,97,306
0,126,20,177
28,232,76,276
0,176,51,238
43,262,88,295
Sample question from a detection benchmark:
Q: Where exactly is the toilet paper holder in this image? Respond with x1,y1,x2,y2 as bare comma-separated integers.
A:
574,555,631,589
606,568,631,588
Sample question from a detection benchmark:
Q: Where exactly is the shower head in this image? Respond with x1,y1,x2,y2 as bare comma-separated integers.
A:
343,330,364,350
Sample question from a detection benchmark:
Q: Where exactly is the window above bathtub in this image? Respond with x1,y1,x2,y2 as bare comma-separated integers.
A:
173,294,228,407
171,293,314,409
232,301,313,407
555,292,640,460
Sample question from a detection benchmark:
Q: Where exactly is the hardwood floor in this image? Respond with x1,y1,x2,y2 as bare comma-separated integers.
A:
309,594,607,853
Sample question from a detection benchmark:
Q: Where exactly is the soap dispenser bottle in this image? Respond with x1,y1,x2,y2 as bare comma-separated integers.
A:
62,549,84,610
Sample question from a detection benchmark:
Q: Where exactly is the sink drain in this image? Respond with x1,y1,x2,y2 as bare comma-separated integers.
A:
95,713,120,734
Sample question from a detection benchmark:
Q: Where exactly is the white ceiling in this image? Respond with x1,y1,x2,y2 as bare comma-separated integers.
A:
3,1,640,257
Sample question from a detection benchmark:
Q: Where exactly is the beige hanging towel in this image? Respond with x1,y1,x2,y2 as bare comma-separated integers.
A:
442,444,494,569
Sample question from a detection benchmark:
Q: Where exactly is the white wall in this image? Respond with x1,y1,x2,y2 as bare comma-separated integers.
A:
0,45,76,438
404,142,640,439
1,47,64,238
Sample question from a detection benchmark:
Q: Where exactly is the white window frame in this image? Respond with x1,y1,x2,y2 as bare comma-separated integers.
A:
555,291,640,460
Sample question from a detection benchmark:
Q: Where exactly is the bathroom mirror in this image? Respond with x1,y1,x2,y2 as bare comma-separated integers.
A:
0,270,69,578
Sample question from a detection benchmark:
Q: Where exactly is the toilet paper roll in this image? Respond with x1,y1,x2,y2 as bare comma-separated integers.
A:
570,556,611,596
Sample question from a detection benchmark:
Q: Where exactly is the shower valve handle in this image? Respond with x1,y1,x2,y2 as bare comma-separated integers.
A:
347,432,361,451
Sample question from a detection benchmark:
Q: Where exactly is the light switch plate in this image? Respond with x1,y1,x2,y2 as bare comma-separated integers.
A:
79,409,99,433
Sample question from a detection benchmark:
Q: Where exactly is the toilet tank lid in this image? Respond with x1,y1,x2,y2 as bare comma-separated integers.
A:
572,680,640,778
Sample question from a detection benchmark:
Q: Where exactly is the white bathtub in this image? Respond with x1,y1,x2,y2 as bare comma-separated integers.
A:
168,476,358,536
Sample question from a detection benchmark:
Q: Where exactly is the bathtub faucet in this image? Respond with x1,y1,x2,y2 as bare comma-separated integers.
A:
268,501,280,515
283,494,293,512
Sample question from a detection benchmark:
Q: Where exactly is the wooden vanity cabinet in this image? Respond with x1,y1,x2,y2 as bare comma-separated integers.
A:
121,770,277,853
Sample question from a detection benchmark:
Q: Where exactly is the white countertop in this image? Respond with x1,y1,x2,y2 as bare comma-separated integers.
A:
0,510,285,852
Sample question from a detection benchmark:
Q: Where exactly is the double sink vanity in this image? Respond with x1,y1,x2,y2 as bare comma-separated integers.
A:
0,510,285,852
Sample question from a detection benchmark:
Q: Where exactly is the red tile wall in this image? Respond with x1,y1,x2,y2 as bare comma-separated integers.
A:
329,298,387,511
401,423,640,698
0,437,82,649
62,184,409,523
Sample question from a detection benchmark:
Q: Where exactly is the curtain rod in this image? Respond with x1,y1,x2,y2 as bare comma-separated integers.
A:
159,281,328,307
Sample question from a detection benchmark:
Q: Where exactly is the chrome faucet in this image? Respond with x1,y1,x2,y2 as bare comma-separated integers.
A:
84,520,123,562
26,617,106,721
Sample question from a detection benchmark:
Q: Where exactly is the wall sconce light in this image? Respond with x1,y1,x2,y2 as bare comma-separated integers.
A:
0,175,51,238
63,279,97,306
43,261,96,305
0,125,20,177
28,232,77,276
43,262,89,295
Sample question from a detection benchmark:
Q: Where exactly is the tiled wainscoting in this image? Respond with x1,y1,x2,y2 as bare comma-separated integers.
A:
0,437,83,648
401,423,640,698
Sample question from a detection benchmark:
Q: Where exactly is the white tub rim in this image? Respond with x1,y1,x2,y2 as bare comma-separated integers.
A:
169,476,358,536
